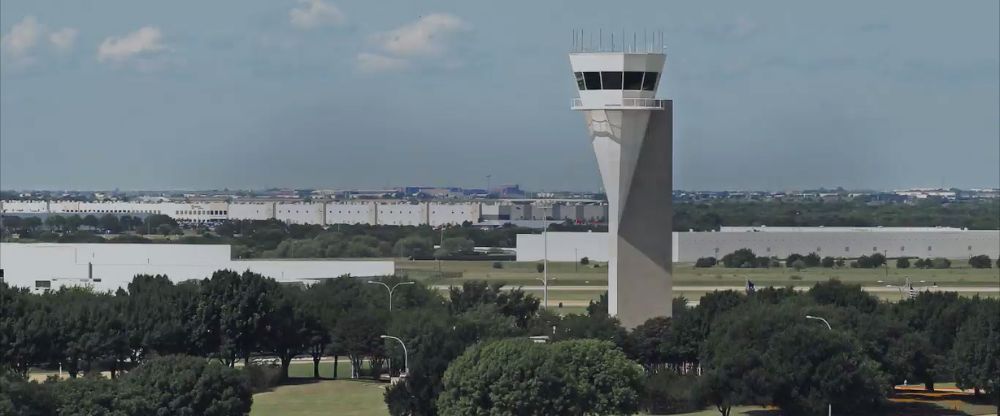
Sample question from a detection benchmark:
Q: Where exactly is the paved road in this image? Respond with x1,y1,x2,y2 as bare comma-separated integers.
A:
432,284,999,293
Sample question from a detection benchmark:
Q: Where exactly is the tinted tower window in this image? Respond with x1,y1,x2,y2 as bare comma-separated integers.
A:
623,71,644,90
641,72,658,91
583,72,602,90
601,72,623,89
574,72,585,90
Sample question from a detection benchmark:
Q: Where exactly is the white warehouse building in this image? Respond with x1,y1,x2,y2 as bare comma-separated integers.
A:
516,228,1000,262
0,243,395,293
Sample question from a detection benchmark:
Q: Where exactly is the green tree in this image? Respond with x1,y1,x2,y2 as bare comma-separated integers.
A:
393,235,434,258
721,248,756,268
115,355,252,416
950,299,999,399
45,215,66,231
968,254,992,269
437,339,641,416
99,214,121,233
195,270,280,366
896,257,911,269
82,215,99,228
821,256,836,268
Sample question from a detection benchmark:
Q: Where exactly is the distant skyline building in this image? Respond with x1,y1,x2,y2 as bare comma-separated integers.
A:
570,34,673,328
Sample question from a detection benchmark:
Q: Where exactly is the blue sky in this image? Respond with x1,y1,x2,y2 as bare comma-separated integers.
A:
1,0,997,191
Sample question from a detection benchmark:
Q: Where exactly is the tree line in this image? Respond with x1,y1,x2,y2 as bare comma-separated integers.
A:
673,198,999,231
697,248,996,270
3,270,998,415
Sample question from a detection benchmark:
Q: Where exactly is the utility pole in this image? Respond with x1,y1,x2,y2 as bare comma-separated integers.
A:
543,224,549,309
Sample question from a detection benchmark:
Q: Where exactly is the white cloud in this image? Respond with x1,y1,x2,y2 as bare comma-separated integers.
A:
290,0,345,30
49,27,78,52
2,16,78,69
97,26,166,64
355,52,409,73
1,16,43,58
357,13,469,73
371,13,468,58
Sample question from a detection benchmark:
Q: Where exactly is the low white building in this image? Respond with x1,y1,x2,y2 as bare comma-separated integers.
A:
377,202,426,226
326,202,378,225
0,243,395,293
428,203,481,226
516,228,1000,262
275,202,325,225
229,202,275,221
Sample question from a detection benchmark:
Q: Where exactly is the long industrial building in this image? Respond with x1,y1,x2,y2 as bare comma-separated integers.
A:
0,200,608,227
516,227,1000,262
0,243,395,293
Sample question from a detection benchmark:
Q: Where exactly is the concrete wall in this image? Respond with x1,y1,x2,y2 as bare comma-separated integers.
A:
325,202,378,225
0,243,395,293
516,229,1000,262
229,202,275,221
274,202,324,225
516,232,608,262
428,203,480,226
377,203,426,226
2,200,607,226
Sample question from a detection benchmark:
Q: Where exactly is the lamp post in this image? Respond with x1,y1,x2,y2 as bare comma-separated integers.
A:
542,223,551,308
367,280,414,312
381,335,409,376
805,315,833,416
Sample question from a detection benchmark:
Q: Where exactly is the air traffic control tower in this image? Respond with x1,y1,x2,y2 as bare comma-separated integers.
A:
570,33,672,328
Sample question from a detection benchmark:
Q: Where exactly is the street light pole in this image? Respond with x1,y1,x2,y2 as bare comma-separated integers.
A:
543,223,549,309
380,335,409,376
805,315,833,416
367,280,415,312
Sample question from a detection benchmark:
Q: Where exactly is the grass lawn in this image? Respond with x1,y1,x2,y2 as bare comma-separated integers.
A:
397,259,1000,308
251,379,387,416
252,361,389,416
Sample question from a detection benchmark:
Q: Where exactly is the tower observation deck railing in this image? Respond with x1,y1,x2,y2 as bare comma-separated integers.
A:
571,98,667,110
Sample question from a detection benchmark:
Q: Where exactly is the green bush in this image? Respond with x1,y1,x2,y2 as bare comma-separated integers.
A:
491,261,503,269
821,256,836,268
580,256,590,265
245,363,285,392
694,257,717,268
968,255,992,269
641,372,701,414
896,257,911,269
931,257,951,269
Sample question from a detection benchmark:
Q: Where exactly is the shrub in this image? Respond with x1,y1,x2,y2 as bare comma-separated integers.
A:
580,257,590,265
789,275,803,281
492,261,503,269
245,363,284,392
931,257,951,269
641,372,701,414
791,259,806,271
803,252,821,267
786,253,804,266
438,339,641,415
835,258,846,268
721,248,757,268
536,263,545,273
968,255,992,269
821,256,836,268
694,257,717,268
896,257,911,269
115,355,252,416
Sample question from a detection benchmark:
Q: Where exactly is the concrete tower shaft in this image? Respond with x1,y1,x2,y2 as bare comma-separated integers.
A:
570,52,673,328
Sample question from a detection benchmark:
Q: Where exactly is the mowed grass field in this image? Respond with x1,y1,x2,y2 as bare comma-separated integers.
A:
398,259,1000,309
251,361,388,416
